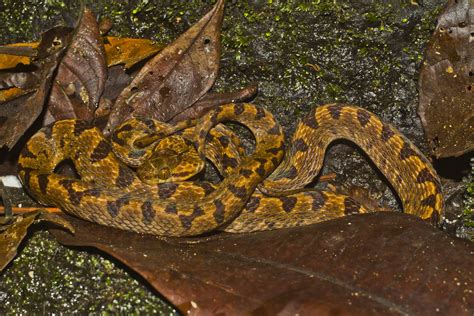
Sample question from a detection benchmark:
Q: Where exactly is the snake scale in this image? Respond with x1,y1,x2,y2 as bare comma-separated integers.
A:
17,103,444,236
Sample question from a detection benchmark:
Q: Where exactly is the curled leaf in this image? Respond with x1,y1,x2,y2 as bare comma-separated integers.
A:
105,0,225,134
47,8,107,121
0,26,72,149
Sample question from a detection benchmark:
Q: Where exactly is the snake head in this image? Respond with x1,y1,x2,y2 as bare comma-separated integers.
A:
136,141,205,184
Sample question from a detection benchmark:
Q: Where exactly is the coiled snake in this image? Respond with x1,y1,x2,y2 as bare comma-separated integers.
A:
17,103,444,236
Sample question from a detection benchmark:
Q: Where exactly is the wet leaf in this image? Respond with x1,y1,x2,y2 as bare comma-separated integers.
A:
0,26,72,149
47,8,107,121
104,0,225,134
0,210,73,272
418,0,474,158
169,82,258,123
104,37,163,69
51,213,474,315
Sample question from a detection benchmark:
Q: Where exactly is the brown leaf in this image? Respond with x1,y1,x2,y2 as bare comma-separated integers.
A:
104,37,163,69
104,0,225,134
0,210,73,272
169,82,258,123
47,8,107,121
418,0,474,158
0,26,72,149
51,213,474,315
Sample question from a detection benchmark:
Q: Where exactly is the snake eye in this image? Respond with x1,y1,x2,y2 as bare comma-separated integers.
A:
158,167,171,180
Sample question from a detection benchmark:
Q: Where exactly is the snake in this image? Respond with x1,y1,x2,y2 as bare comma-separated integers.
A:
17,103,444,236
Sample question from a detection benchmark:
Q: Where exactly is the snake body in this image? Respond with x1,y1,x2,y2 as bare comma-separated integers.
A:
17,103,444,236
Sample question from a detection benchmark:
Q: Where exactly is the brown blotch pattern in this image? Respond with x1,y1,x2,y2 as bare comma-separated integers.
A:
229,184,247,199
245,196,261,213
327,104,342,119
115,165,135,189
255,158,268,177
303,109,319,129
106,196,130,218
165,204,177,214
293,138,309,152
311,192,326,210
381,124,395,142
20,146,37,159
239,168,253,178
255,107,266,120
90,140,111,163
198,182,215,195
279,196,297,213
37,174,49,195
357,109,371,127
421,194,436,208
179,205,204,230
213,200,225,224
218,135,229,148
284,165,298,180
141,200,155,224
157,182,179,199
73,121,90,137
222,154,238,169
234,103,245,115
416,167,437,184
399,142,417,160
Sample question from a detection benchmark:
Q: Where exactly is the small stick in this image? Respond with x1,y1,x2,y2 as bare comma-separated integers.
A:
0,206,61,215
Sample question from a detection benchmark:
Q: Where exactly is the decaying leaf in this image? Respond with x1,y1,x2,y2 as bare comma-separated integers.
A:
46,8,107,122
0,210,73,272
51,213,474,315
0,26,72,149
418,0,474,158
104,0,225,134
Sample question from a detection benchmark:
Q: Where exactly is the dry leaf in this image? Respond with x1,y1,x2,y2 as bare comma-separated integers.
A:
0,26,72,149
51,213,474,315
46,8,107,122
104,0,225,134
418,0,474,158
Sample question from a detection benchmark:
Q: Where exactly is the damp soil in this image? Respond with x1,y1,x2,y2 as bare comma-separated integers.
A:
1,0,465,314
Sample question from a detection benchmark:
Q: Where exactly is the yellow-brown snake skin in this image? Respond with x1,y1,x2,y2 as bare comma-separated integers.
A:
17,103,444,236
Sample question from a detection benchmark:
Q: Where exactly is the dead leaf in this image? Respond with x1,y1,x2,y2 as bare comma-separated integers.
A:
46,8,107,122
51,213,474,315
0,26,72,149
104,0,225,134
104,37,163,69
418,0,474,158
169,82,258,123
0,210,73,272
